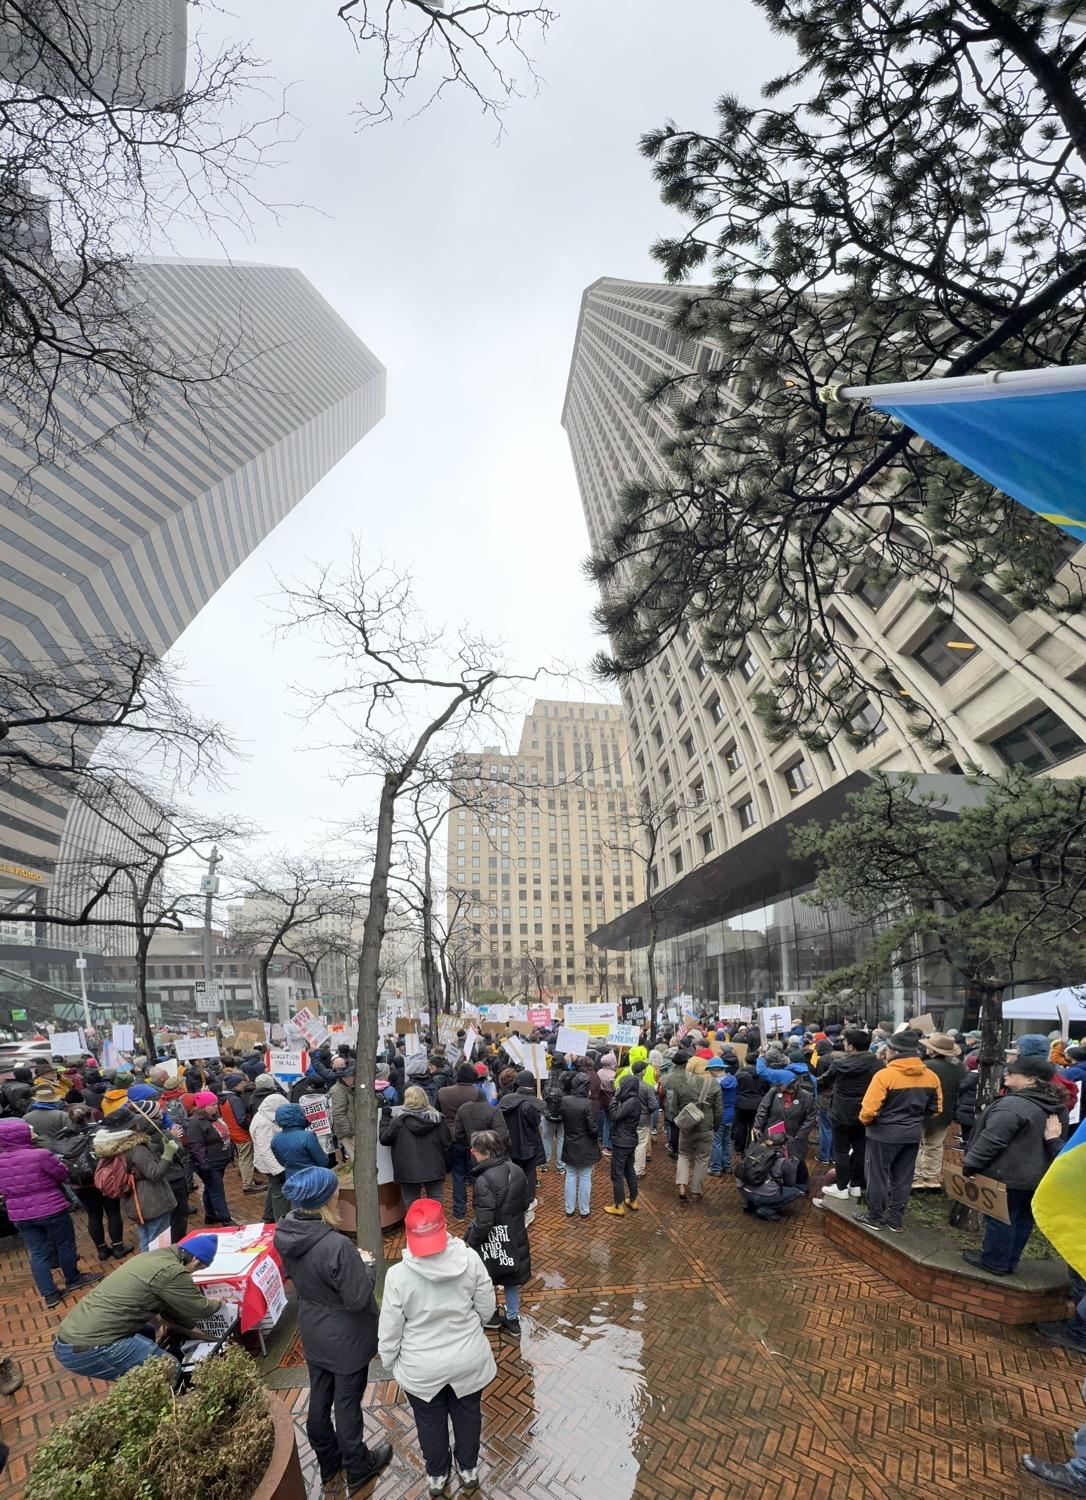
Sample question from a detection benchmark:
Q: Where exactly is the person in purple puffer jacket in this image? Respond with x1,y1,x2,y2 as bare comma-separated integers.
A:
0,1118,99,1308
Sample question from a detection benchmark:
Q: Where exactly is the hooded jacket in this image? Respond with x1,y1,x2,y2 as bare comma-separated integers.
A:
100,1087,130,1116
616,1046,656,1087
249,1088,286,1175
328,1079,355,1142
497,1088,544,1164
270,1105,328,1174
734,1064,770,1114
379,1108,452,1184
753,1080,817,1160
92,1123,177,1223
825,1051,885,1126
923,1055,966,1130
274,1211,378,1373
377,1238,497,1402
0,1117,70,1220
452,1096,507,1150
608,1074,643,1150
466,1151,532,1286
559,1073,601,1169
55,1247,218,1350
664,1064,723,1140
859,1056,941,1143
964,1083,1067,1190
712,1069,738,1127
24,1100,72,1143
186,1109,232,1170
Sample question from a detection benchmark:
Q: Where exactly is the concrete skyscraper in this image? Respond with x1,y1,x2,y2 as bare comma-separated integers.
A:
563,276,1086,1017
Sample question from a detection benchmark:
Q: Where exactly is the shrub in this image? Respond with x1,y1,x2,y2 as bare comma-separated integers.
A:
26,1345,274,1500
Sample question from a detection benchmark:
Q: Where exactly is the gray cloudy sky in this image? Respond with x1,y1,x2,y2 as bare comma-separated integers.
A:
161,0,787,846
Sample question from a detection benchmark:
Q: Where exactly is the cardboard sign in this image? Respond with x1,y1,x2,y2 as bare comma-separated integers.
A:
290,1006,331,1049
174,1036,220,1062
527,1007,553,1029
908,1013,936,1034
111,1023,134,1053
395,1015,418,1034
606,1024,640,1048
48,1030,84,1056
727,1042,749,1065
555,1025,592,1057
525,1042,548,1080
942,1166,1010,1224
503,1035,525,1066
265,1047,307,1082
462,1025,479,1061
438,1018,459,1047
233,1020,266,1050
757,1006,793,1038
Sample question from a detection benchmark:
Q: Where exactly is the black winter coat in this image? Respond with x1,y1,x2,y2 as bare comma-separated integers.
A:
825,1051,884,1126
274,1211,378,1373
608,1075,641,1150
559,1076,600,1168
955,1072,978,1138
753,1083,817,1163
924,1056,966,1130
497,1090,544,1165
964,1083,1066,1191
452,1097,508,1149
379,1109,451,1184
185,1111,231,1170
734,1066,769,1114
465,1153,531,1287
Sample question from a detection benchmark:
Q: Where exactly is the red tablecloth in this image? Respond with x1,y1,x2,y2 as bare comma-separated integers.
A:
178,1225,285,1335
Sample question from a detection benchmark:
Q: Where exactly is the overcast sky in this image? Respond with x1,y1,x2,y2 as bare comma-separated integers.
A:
160,0,788,850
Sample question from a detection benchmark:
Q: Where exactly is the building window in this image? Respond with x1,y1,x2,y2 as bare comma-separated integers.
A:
682,732,696,760
849,699,886,740
735,798,757,830
856,575,892,610
653,726,663,749
783,760,811,797
699,826,715,857
680,622,692,645
671,691,684,718
722,741,742,773
672,850,684,875
692,777,705,803
991,708,1086,772
912,620,980,683
737,652,757,682
708,694,724,724
693,655,708,681
970,580,1019,622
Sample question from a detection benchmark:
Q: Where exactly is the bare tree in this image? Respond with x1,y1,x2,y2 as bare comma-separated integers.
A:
337,0,553,128
0,0,283,468
276,549,542,1272
230,857,359,1023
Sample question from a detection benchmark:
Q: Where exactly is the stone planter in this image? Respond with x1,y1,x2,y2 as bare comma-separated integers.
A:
250,1396,305,1500
336,1183,405,1234
818,1195,1070,1325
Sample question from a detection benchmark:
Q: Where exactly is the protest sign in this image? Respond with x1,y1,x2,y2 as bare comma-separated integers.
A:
907,1013,936,1034
48,1030,84,1056
265,1048,307,1082
404,1031,422,1058
299,1093,333,1146
503,1035,525,1066
232,1019,266,1050
174,1036,220,1062
564,1003,617,1027
290,1006,331,1050
250,1255,287,1323
527,1007,553,1029
718,1005,743,1022
525,1042,548,1079
438,1017,459,1048
394,1015,417,1034
727,1042,749,1065
757,1006,792,1039
483,1005,510,1023
942,1165,1009,1224
111,1023,134,1053
462,1025,479,1061
606,1023,640,1048
555,1025,592,1057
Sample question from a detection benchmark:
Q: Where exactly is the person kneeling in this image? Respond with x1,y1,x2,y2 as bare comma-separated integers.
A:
736,1139,806,1221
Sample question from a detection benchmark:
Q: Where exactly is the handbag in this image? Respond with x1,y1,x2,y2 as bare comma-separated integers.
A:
675,1077,713,1133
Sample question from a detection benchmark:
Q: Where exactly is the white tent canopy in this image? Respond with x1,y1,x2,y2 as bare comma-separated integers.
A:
1001,987,1086,1022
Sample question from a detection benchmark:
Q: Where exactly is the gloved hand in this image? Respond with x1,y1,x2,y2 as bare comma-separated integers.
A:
162,1139,180,1162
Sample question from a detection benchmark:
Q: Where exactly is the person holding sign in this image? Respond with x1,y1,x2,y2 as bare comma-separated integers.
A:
960,1056,1067,1276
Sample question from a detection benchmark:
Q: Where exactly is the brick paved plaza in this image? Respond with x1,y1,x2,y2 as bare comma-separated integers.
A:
1,1150,1083,1500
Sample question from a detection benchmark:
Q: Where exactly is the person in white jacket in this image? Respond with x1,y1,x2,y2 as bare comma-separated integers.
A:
377,1197,496,1496
247,1075,288,1220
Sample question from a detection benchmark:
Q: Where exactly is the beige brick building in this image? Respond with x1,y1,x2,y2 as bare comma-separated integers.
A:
445,701,645,1003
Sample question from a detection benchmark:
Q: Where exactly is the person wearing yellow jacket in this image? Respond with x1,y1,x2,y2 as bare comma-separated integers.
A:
615,1045,656,1088
856,1034,940,1233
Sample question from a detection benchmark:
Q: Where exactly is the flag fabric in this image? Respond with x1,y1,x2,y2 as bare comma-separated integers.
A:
869,372,1086,543
1033,1116,1086,1278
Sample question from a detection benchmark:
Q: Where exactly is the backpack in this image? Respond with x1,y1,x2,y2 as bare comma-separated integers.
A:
544,1080,565,1123
51,1128,97,1187
735,1139,784,1188
93,1154,130,1199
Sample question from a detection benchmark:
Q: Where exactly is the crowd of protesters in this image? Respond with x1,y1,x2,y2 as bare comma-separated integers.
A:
2,1012,1086,1496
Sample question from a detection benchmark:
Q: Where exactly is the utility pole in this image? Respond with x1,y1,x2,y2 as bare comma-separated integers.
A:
201,846,222,1022
76,949,91,1033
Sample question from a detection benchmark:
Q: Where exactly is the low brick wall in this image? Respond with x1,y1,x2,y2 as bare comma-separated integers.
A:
820,1208,1070,1325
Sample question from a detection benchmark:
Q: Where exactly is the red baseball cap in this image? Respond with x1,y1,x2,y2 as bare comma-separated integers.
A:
404,1198,447,1258
474,1063,489,1077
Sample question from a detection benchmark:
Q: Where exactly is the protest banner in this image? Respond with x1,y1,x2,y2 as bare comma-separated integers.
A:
290,1006,331,1050
757,1005,792,1039
564,1003,617,1027
110,1023,134,1053
727,1042,749,1065
438,1017,459,1048
718,1005,744,1022
942,1164,1009,1224
174,1035,220,1062
555,1025,592,1057
527,1007,553,1029
265,1048,307,1082
404,1032,422,1058
299,1093,333,1147
48,1030,84,1056
907,1013,936,1034
606,1023,640,1049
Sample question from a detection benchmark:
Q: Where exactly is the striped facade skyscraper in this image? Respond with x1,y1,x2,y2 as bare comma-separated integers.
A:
0,257,386,880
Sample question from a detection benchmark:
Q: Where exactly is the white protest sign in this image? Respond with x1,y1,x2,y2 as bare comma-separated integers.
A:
174,1035,220,1062
483,1005,510,1023
111,1022,134,1053
299,1093,333,1146
251,1254,287,1324
564,1003,617,1026
290,1006,331,1049
1058,1001,1072,1043
757,1006,792,1039
509,1005,530,1023
503,1035,525,1066
739,1007,753,1023
606,1023,640,1048
525,1042,548,1079
404,1032,422,1058
555,1025,592,1057
266,1048,306,1081
718,1006,743,1022
438,1018,459,1048
463,1025,479,1061
48,1030,84,1056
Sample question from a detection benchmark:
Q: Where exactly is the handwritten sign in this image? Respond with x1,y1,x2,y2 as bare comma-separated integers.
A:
48,1030,84,1056
462,1025,479,1062
265,1048,306,1082
555,1025,592,1057
299,1094,332,1147
394,1015,418,1034
527,1007,553,1029
111,1023,134,1053
606,1024,640,1048
942,1166,1010,1224
757,1006,792,1039
174,1036,220,1062
290,1006,330,1050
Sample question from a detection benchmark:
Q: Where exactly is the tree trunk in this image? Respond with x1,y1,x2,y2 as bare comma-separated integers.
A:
135,937,156,1060
420,843,440,1034
258,956,273,1023
975,982,1006,1115
353,773,397,1282
646,912,659,1043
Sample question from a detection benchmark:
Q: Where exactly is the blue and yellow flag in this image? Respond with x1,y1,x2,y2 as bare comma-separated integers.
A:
1034,1117,1086,1277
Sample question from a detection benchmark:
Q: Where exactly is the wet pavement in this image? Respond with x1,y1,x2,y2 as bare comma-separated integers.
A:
3,1146,1086,1499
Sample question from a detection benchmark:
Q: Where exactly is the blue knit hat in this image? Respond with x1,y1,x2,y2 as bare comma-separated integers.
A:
127,1084,160,1102
1013,1034,1050,1059
283,1166,339,1209
181,1234,219,1266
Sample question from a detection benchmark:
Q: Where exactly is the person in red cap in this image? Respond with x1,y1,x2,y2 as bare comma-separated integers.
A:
378,1198,496,1495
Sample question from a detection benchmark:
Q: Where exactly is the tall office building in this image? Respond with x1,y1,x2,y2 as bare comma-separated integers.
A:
563,277,1086,1016
0,0,188,107
0,257,386,879
445,701,646,1003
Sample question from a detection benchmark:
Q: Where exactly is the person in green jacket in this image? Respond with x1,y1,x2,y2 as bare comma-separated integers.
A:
52,1236,221,1386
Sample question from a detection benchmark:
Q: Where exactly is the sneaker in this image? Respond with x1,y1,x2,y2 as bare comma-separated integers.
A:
624,1198,639,1212
604,1204,625,1217
425,1472,450,1497
810,1197,825,1209
112,1243,133,1259
454,1461,480,1491
1022,1455,1086,1496
528,1199,538,1212
962,1249,1011,1276
484,1312,502,1328
0,1357,23,1396
63,1273,102,1295
501,1315,522,1338
885,1222,905,1234
43,1289,63,1308
96,1243,113,1260
242,1185,263,1194
848,1186,863,1198
821,1184,850,1199
347,1442,393,1492
854,1213,885,1230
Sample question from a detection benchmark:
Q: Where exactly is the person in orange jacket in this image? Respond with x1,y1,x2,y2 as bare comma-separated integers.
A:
856,1033,940,1233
